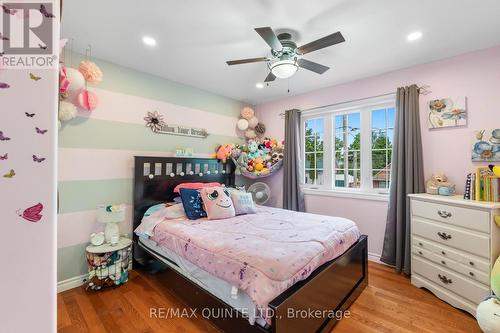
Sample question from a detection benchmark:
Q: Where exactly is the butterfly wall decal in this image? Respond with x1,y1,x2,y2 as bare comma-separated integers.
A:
0,153,7,160
3,169,15,178
0,52,4,57
17,203,44,223
39,4,55,18
32,155,45,163
0,32,9,41
0,131,11,141
29,73,42,81
25,112,35,118
1,4,17,15
0,82,10,89
38,44,47,50
35,127,47,134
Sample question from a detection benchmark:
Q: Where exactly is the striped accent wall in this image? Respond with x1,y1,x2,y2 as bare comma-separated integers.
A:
58,53,246,282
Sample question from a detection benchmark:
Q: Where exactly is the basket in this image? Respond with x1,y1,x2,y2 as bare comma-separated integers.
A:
232,157,283,179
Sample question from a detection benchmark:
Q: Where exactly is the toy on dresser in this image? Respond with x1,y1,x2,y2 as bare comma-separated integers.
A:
425,173,456,196
476,256,500,333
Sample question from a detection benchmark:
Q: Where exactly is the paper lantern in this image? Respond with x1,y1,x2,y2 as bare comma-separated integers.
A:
59,101,77,121
237,118,249,131
78,89,99,111
245,129,256,139
79,60,103,85
248,116,259,128
65,67,85,93
241,107,255,120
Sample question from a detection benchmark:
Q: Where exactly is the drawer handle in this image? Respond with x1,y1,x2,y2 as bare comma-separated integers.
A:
469,261,475,266
437,210,452,218
438,274,452,284
437,232,452,240
469,272,475,277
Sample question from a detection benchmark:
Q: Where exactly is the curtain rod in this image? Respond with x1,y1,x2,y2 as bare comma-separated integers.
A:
279,85,431,116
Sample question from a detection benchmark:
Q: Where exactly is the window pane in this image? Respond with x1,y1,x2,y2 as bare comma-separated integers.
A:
387,129,394,147
305,120,316,134
387,108,395,128
315,119,324,134
305,153,315,169
348,150,361,169
373,169,389,189
335,151,345,169
305,169,315,184
316,133,324,151
372,150,386,170
348,169,361,188
316,170,324,185
372,130,388,149
316,153,324,169
305,136,315,152
335,131,345,151
349,131,360,149
335,170,347,188
348,113,360,131
335,115,345,133
372,109,386,130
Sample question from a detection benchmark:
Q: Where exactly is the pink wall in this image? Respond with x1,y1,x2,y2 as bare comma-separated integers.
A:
256,46,500,259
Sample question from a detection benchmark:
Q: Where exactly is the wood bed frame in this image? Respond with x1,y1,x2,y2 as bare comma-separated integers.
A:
133,156,368,333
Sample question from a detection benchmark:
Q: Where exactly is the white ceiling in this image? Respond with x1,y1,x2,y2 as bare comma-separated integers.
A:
61,0,500,105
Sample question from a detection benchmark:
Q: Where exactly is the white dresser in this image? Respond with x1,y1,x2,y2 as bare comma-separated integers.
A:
409,194,500,317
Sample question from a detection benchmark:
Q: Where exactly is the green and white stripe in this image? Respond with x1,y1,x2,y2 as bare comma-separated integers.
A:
58,53,247,282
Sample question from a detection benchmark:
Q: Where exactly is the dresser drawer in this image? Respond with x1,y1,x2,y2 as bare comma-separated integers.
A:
412,246,433,261
413,236,437,252
460,254,490,273
431,243,463,262
456,264,489,285
413,256,489,304
413,218,489,258
412,199,490,233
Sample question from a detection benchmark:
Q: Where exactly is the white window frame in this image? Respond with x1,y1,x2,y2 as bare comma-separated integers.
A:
300,94,396,200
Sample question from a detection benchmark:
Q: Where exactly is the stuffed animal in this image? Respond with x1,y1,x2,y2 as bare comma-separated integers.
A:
492,256,500,297
476,297,500,333
489,164,500,178
425,173,451,195
216,144,232,163
231,146,242,159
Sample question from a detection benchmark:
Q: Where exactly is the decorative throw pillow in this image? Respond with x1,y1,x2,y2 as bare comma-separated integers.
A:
174,182,222,193
200,187,236,220
230,191,257,215
179,188,207,220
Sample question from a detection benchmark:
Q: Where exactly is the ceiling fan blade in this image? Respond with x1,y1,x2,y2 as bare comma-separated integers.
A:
297,31,345,55
297,59,330,74
264,72,276,82
226,57,269,65
254,27,282,51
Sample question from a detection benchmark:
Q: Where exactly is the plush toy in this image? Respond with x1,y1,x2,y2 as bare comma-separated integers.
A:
245,129,257,139
476,297,500,333
231,146,241,159
240,106,255,120
254,162,264,172
425,173,451,195
492,256,500,297
216,144,232,163
489,164,500,178
248,140,258,154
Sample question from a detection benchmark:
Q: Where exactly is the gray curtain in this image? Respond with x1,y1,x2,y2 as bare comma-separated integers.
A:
380,85,425,275
283,109,305,212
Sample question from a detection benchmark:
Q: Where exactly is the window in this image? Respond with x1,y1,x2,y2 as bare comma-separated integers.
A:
301,95,396,196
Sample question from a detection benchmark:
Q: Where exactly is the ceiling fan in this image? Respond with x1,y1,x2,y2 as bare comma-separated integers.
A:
226,27,345,82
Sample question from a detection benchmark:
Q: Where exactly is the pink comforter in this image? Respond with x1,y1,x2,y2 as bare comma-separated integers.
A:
149,206,361,321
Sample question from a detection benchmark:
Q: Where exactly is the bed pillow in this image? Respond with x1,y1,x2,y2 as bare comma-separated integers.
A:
200,187,236,220
230,191,257,215
143,203,165,217
174,182,222,193
179,188,207,220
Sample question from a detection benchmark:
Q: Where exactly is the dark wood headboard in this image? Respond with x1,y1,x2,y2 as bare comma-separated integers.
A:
133,156,235,236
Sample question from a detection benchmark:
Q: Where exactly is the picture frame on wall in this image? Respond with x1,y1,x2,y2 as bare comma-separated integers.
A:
428,97,467,129
472,129,500,161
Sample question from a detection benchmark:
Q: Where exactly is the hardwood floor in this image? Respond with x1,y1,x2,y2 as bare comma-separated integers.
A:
58,262,481,333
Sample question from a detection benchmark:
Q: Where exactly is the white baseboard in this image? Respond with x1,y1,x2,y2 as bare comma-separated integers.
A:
57,274,88,293
368,252,382,263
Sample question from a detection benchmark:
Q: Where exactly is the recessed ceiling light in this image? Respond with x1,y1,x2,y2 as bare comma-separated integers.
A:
142,36,157,47
255,82,264,89
407,31,422,42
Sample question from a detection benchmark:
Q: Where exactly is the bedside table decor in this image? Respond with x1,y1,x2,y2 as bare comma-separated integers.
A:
97,204,126,243
85,238,132,290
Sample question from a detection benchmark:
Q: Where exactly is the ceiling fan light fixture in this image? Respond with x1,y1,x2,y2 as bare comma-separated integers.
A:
270,60,298,79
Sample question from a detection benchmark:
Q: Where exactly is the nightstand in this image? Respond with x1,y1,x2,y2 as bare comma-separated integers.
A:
85,238,133,290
